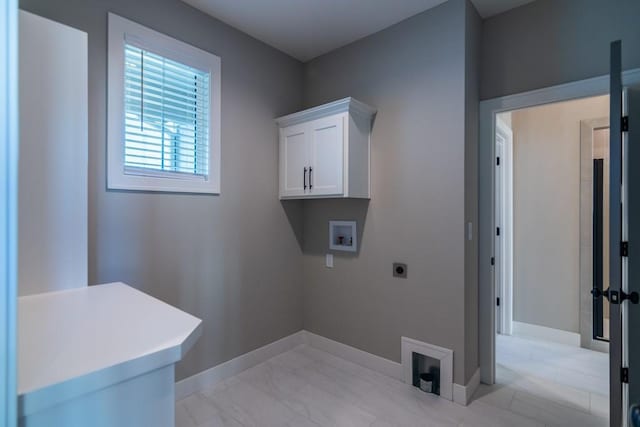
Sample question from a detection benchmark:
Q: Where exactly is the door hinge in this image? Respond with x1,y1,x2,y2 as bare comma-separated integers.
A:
497,157,501,166
622,241,629,257
622,367,629,384
622,116,629,132
491,257,495,266
496,227,501,236
497,297,500,306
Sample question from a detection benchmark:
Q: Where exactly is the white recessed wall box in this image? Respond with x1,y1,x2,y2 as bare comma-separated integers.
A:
329,220,357,252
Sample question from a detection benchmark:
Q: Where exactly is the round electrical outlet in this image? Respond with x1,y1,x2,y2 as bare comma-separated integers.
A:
393,263,407,278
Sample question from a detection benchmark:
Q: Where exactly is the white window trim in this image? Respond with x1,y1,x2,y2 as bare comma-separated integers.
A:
107,13,221,194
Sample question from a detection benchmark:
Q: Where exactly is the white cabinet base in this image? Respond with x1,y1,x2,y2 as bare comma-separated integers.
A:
18,283,202,427
20,366,175,427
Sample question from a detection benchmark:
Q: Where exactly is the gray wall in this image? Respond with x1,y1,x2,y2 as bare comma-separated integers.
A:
301,0,478,385
19,0,305,381
481,0,640,100
463,0,481,384
511,96,608,333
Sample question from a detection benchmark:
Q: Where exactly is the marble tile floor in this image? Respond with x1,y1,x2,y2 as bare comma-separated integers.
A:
177,341,609,427
496,333,609,396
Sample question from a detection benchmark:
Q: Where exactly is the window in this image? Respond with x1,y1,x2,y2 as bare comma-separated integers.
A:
123,44,210,176
108,14,221,193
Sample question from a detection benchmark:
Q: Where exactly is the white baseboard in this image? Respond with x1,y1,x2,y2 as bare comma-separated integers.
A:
175,331,306,400
176,330,471,407
307,332,473,406
512,321,580,347
453,368,480,406
302,331,403,381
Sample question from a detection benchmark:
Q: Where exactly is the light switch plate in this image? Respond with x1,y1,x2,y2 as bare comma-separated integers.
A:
326,254,334,268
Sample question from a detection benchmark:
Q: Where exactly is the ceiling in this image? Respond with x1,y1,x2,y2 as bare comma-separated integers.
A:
182,0,535,62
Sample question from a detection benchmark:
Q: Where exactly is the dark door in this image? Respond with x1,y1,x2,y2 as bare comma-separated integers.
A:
609,40,640,427
626,63,640,427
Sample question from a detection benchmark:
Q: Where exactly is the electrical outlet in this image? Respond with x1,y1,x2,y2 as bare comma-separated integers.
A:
393,263,407,278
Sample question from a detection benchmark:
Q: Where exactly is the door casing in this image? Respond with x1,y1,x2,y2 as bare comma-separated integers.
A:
478,68,640,386
494,117,513,336
579,117,611,353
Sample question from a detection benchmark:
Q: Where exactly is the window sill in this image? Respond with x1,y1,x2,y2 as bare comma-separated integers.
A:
108,172,220,195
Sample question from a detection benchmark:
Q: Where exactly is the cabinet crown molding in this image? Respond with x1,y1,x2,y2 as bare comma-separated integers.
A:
276,97,376,128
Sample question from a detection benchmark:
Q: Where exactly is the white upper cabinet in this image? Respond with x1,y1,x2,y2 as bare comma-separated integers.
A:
282,123,308,197
276,97,376,199
309,114,344,196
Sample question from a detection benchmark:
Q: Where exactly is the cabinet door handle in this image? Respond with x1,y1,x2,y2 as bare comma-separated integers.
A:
309,167,313,189
303,167,307,190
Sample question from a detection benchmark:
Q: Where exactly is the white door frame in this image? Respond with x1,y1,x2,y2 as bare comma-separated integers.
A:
0,0,18,425
478,68,640,385
579,117,611,353
494,137,504,335
495,117,513,336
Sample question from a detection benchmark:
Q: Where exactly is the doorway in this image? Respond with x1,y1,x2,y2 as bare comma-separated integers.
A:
488,96,611,424
478,60,640,427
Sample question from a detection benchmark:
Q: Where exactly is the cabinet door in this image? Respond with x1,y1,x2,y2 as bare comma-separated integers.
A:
309,114,344,196
280,123,308,197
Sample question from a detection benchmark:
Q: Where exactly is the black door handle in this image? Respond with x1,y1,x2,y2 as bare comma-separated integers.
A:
592,287,616,302
309,167,313,189
592,287,639,304
303,167,307,190
625,291,640,304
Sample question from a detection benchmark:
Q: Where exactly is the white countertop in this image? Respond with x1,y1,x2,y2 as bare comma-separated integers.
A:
18,282,202,416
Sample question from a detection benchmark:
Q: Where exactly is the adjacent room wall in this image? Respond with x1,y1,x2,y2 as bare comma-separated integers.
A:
301,0,479,386
19,0,305,381
481,0,640,100
510,95,608,333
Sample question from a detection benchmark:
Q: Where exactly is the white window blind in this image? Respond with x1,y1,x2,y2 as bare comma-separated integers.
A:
123,43,210,177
